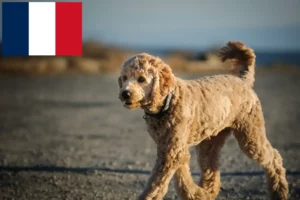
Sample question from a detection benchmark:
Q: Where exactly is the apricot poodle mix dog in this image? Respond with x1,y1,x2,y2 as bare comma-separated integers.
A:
118,41,288,200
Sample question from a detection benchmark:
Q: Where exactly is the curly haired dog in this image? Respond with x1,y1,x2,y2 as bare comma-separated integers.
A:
118,41,288,200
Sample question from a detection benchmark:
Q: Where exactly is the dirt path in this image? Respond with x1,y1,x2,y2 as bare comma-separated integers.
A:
0,70,300,199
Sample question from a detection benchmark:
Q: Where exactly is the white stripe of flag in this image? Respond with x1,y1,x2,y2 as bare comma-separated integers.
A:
29,2,56,56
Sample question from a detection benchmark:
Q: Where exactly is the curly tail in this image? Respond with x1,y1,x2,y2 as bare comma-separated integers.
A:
219,41,256,87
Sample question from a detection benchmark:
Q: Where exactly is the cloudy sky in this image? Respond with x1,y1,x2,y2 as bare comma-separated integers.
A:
1,0,300,51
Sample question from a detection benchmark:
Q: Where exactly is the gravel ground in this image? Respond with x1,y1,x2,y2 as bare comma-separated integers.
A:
0,69,299,200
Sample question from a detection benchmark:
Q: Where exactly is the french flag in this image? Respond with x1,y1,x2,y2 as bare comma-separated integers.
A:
2,2,82,56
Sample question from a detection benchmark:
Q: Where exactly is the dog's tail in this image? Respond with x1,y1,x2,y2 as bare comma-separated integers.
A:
219,41,256,87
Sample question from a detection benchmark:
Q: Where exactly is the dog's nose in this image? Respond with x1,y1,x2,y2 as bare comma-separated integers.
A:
121,91,131,99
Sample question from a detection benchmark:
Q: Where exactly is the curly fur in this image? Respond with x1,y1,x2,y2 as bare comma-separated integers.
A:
118,41,288,200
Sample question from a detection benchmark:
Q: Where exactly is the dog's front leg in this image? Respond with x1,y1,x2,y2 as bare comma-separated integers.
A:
138,128,189,200
138,147,188,200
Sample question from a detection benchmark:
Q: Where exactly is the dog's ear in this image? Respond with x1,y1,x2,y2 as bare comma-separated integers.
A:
147,58,175,113
118,76,122,88
151,64,175,102
158,65,175,96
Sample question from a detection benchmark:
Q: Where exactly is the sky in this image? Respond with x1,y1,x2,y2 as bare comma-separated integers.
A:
1,0,300,51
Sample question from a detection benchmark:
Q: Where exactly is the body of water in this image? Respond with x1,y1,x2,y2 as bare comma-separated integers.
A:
132,47,300,66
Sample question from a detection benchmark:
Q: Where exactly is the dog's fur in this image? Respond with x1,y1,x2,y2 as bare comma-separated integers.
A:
118,41,288,200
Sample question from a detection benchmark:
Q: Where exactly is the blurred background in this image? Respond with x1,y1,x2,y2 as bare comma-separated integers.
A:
0,0,300,199
1,0,300,73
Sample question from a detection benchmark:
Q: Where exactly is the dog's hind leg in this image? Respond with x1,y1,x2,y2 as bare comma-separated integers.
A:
233,104,288,200
195,129,231,199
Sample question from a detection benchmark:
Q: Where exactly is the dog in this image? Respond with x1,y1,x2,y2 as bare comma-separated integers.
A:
118,41,288,200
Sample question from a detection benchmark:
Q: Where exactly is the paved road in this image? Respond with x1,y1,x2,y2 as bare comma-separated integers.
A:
0,70,299,199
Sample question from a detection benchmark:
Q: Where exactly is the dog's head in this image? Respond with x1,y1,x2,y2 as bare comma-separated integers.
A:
118,53,175,113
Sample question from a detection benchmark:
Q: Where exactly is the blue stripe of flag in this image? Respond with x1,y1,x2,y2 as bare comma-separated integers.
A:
2,2,29,56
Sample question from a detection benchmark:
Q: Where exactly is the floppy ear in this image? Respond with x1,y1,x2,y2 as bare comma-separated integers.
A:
118,77,122,88
158,65,175,96
151,64,175,102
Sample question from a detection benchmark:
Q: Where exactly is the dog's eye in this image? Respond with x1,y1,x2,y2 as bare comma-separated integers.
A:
138,76,145,83
123,76,127,81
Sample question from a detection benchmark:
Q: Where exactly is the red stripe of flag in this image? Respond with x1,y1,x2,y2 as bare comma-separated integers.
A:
55,2,82,56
